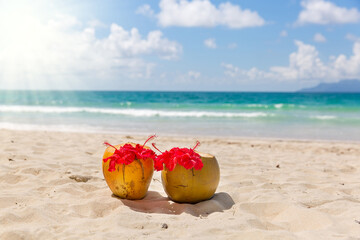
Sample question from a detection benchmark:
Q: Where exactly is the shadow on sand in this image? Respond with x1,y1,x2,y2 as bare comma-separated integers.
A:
113,191,235,217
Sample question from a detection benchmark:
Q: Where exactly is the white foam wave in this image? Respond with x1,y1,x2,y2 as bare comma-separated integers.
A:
274,104,283,109
274,103,297,109
247,103,297,109
0,105,271,118
311,115,337,120
0,122,101,133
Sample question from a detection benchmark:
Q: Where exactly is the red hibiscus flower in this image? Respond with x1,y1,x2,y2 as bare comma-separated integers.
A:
103,135,157,172
152,141,203,171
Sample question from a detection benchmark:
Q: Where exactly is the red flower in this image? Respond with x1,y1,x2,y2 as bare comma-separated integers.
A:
103,135,156,172
153,141,203,171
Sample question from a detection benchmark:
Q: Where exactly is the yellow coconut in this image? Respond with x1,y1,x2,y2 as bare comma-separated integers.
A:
161,152,220,203
102,143,154,200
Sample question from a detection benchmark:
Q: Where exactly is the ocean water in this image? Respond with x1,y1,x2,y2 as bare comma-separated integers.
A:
0,91,360,141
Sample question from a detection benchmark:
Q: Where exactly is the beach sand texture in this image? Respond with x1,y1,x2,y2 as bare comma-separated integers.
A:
1,129,360,239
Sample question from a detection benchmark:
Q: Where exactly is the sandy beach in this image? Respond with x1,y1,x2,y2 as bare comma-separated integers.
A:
1,129,360,239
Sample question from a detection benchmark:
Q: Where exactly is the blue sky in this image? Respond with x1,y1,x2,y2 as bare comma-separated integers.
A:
0,0,360,91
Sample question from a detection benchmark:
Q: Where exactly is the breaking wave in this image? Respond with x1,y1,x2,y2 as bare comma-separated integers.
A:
0,105,272,118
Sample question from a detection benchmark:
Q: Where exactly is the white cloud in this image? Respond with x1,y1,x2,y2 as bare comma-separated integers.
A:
313,33,326,42
280,30,288,37
0,14,182,89
333,41,360,78
157,0,265,28
105,24,181,59
297,0,360,25
222,40,360,82
188,71,201,79
204,38,217,49
270,41,329,80
222,63,274,81
222,63,240,78
136,4,155,18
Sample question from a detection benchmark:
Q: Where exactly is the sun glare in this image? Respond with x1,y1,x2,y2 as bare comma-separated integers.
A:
5,15,42,50
1,2,48,52
0,2,44,88
0,1,74,90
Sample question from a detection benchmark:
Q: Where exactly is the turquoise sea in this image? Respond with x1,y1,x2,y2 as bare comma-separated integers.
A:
0,91,360,141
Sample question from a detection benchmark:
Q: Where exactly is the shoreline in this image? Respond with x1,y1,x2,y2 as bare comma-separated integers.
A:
2,127,360,145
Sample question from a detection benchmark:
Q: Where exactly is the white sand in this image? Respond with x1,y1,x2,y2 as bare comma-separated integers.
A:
1,129,360,239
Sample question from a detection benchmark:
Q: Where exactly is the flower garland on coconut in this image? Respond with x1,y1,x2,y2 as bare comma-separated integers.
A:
152,141,220,203
102,135,156,199
152,141,203,172
103,135,157,174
